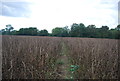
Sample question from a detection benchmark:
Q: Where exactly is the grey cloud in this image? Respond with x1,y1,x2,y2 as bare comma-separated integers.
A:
0,1,31,17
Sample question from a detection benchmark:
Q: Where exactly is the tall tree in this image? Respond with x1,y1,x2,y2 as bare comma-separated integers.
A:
52,27,69,37
86,25,97,38
70,23,81,37
5,24,14,34
99,26,110,38
18,27,38,35
39,29,49,36
79,23,86,37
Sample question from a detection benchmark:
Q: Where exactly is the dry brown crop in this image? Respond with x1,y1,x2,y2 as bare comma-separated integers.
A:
2,35,62,79
64,38,118,79
2,35,119,79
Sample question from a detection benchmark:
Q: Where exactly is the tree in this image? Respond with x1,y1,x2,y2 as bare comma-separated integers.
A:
11,30,19,35
6,24,14,31
1,23,119,39
18,27,38,35
86,25,97,38
28,27,38,35
109,29,118,39
62,26,69,37
52,27,69,37
70,23,81,37
5,24,14,34
52,27,62,36
115,25,120,39
99,26,110,38
70,23,86,37
116,24,120,30
79,23,86,37
0,29,5,35
101,26,109,31
87,25,96,29
39,29,49,36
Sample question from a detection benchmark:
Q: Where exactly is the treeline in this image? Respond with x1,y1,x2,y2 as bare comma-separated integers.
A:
0,23,120,39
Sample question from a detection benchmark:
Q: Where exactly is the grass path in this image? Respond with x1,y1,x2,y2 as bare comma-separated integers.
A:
56,42,74,79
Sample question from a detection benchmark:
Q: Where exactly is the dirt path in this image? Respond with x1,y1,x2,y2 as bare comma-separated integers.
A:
56,42,74,79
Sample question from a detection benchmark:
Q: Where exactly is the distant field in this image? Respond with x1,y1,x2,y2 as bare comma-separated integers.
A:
2,35,119,79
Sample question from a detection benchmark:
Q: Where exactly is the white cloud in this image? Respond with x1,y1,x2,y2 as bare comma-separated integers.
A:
0,0,119,32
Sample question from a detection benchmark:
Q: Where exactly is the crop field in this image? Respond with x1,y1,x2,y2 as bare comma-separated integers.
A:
2,35,119,79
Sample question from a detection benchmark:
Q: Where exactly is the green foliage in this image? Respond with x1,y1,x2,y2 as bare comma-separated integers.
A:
39,29,49,36
1,23,120,39
18,27,38,35
70,23,81,37
11,30,19,35
86,25,97,38
108,29,117,39
6,24,14,32
1,24,14,35
70,23,86,37
52,27,69,37
117,24,120,30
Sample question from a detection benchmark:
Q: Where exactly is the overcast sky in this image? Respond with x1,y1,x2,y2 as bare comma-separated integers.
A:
0,0,119,32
